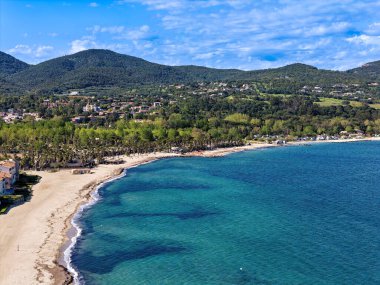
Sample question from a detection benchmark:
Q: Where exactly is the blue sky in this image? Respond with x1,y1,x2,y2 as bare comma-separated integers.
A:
1,0,380,70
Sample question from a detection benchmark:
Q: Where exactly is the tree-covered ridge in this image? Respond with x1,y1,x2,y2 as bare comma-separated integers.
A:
246,63,362,85
8,49,245,92
0,49,379,96
0,77,25,95
0,51,29,76
348,60,380,80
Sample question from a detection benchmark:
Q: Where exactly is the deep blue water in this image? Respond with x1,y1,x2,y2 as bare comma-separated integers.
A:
71,142,380,285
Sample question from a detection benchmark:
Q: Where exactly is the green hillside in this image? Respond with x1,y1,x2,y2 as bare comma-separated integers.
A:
347,60,380,80
0,51,30,76
0,49,379,95
9,49,244,91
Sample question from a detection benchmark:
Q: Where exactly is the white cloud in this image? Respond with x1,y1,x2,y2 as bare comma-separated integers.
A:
88,25,125,34
118,0,186,10
305,22,350,37
35,45,54,57
69,37,134,54
118,0,252,11
298,38,332,50
102,26,125,33
89,2,99,7
70,39,95,53
333,51,348,60
366,22,380,35
113,25,150,40
347,34,380,46
126,25,149,40
7,44,54,59
8,44,32,55
193,52,219,60
20,0,380,69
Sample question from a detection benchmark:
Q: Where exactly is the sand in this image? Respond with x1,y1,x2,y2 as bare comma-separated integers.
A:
0,138,379,285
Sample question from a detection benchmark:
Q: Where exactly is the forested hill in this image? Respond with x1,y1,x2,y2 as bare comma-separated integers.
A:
347,60,380,80
0,49,379,95
246,63,360,84
0,51,30,76
0,52,29,94
7,49,244,91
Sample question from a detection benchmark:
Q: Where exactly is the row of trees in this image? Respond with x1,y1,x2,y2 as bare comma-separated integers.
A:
0,118,243,169
0,94,379,169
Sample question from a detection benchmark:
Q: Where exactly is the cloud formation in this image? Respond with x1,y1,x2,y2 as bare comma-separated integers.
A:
111,0,380,70
3,0,380,70
8,44,32,55
8,44,53,56
70,39,95,53
35,45,54,57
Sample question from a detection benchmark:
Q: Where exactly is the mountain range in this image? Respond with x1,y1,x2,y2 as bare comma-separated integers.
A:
0,49,379,95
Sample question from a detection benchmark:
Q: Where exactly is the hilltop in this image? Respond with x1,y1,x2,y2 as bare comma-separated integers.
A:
6,50,243,92
0,49,379,95
348,60,380,80
0,51,30,76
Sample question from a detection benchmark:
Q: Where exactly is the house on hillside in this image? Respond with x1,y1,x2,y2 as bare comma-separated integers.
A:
71,116,86,124
0,172,13,194
0,160,19,184
83,103,101,113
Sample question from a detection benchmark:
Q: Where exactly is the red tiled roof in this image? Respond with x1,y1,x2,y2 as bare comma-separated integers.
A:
0,161,16,168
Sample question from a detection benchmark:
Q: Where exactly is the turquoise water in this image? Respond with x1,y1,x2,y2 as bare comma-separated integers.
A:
71,142,380,285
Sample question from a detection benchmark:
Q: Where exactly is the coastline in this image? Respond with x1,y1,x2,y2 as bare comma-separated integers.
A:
0,137,379,285
0,153,179,285
62,167,128,285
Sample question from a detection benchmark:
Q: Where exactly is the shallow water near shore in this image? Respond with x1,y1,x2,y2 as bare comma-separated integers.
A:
71,141,380,285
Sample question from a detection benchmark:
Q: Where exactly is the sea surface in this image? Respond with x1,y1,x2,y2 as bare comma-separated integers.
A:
70,142,380,285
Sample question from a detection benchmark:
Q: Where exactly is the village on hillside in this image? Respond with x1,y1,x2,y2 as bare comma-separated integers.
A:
1,80,380,125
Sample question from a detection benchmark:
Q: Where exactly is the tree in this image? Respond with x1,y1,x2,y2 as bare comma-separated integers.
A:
225,113,250,124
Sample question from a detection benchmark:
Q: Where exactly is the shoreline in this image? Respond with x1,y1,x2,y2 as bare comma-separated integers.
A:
0,137,379,285
62,168,127,285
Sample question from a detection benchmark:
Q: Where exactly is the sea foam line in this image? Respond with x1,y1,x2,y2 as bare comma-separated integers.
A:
63,158,160,284
63,169,127,285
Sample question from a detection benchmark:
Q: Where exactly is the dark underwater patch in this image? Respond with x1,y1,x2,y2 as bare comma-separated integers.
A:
72,240,188,274
106,207,220,220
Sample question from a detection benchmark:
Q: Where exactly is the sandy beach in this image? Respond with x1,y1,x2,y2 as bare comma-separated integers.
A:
0,138,379,285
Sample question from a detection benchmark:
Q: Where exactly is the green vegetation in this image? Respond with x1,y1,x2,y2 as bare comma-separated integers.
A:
224,113,250,124
369,103,380,110
350,101,365,107
348,60,380,80
4,50,244,93
316,97,365,108
0,51,29,76
316,98,346,107
0,205,8,214
0,94,379,170
0,49,379,172
0,195,24,214
1,49,379,96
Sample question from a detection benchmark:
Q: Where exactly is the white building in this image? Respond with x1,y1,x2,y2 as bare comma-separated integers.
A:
0,160,19,184
83,104,101,113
